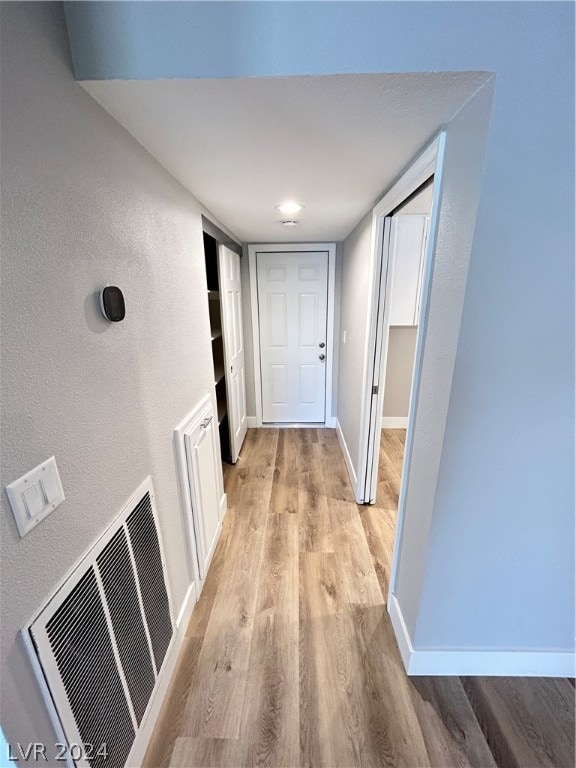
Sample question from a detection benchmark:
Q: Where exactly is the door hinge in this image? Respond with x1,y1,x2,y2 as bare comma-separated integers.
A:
372,385,379,395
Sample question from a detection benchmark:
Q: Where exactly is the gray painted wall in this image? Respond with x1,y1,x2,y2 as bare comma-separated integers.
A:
0,3,238,755
382,328,418,419
337,211,374,477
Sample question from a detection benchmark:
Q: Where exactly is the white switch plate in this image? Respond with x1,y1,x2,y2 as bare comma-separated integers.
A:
6,456,65,537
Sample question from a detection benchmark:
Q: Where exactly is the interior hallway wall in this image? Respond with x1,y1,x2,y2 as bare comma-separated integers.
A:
0,3,238,755
337,212,373,476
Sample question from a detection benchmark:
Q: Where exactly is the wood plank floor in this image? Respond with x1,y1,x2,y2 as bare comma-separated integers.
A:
144,428,575,768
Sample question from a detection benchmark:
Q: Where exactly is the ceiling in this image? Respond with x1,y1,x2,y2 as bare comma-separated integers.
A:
82,72,488,243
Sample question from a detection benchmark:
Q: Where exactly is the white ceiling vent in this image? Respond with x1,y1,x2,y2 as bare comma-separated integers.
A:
24,478,173,768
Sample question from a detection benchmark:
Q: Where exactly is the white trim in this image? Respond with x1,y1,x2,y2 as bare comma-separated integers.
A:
388,596,575,677
335,419,360,502
245,417,335,428
127,582,197,767
388,134,447,604
260,421,334,429
176,582,197,630
248,243,336,428
20,630,74,768
388,595,414,670
381,416,408,429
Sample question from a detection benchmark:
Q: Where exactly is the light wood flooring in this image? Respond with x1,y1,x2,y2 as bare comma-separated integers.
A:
144,428,575,768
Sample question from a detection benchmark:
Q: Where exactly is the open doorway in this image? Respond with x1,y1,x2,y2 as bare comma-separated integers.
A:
367,176,434,499
358,134,445,505
370,178,434,562
353,134,446,634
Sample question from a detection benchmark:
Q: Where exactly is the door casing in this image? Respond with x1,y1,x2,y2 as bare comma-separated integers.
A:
354,133,446,607
248,243,336,427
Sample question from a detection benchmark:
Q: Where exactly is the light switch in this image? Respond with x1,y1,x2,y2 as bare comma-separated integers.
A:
22,484,43,518
40,471,59,504
6,456,65,537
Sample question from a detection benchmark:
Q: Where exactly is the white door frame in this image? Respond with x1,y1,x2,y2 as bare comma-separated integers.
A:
248,243,336,427
358,133,446,505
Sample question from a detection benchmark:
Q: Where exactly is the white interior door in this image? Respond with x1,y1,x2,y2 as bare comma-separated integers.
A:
365,218,395,503
218,244,247,462
257,251,328,423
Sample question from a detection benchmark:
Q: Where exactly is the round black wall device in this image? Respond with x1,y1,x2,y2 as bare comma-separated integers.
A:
99,286,126,322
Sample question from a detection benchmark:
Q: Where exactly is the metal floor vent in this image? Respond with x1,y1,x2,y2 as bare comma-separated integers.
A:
25,478,173,768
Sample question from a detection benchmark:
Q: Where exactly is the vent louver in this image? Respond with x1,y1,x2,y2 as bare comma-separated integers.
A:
97,526,156,725
26,478,173,768
126,494,172,672
46,569,134,768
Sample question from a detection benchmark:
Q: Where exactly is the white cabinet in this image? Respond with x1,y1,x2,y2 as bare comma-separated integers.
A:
175,395,226,583
389,215,429,326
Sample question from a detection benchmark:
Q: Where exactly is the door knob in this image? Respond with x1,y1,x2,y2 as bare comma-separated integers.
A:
319,342,325,348
319,354,326,361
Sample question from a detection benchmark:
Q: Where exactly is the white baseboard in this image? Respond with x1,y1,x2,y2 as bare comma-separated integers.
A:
388,594,575,677
248,417,336,428
381,416,408,429
335,419,360,500
129,580,197,766
388,594,414,669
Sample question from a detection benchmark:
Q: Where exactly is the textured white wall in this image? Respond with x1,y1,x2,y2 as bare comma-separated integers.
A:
0,3,238,756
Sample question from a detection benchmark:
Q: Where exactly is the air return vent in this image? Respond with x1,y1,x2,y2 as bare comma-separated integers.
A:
25,478,173,768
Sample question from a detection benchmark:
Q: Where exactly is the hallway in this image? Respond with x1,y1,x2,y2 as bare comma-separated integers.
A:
144,429,574,768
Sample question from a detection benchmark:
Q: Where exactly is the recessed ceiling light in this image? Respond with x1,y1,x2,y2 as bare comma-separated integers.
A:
276,201,304,215
281,220,299,227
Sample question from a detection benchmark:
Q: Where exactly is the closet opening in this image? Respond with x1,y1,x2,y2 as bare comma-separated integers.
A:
202,223,248,471
203,231,231,465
